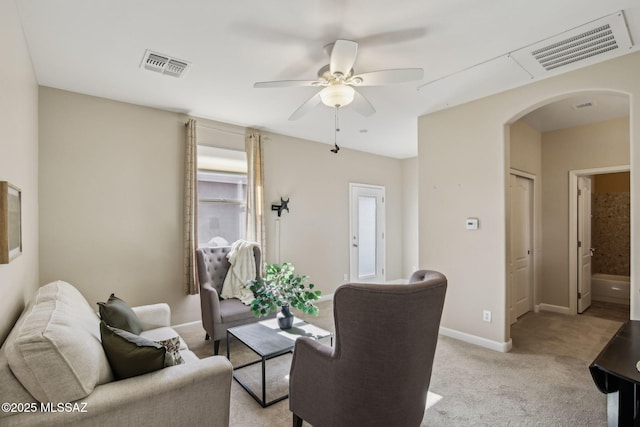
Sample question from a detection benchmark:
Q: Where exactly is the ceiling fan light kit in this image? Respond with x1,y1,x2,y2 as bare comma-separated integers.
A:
320,84,355,108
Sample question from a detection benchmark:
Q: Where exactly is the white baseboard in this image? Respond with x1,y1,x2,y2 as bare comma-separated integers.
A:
172,320,201,329
537,303,571,315
439,326,512,353
318,293,334,302
385,278,410,285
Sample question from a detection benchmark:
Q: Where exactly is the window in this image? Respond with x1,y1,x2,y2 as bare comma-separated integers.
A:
197,146,247,248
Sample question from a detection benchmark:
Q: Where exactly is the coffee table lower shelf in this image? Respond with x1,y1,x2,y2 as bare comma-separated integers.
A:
230,349,293,408
226,317,333,408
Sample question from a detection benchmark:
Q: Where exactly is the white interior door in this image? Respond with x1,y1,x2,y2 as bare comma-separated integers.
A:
349,184,385,283
577,176,592,313
509,174,533,323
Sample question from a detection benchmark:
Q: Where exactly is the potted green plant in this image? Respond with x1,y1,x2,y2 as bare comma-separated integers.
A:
249,262,322,329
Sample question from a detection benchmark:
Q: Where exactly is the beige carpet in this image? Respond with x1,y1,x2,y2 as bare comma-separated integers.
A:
176,301,622,426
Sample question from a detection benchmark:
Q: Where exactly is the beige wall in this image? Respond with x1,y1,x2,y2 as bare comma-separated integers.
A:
38,87,201,325
541,117,629,307
402,157,419,277
418,51,640,346
38,87,407,325
508,121,542,309
419,104,508,345
0,1,40,344
261,132,405,295
510,121,542,175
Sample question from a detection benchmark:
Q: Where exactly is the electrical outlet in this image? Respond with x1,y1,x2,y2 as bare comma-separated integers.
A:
344,273,348,281
482,310,492,323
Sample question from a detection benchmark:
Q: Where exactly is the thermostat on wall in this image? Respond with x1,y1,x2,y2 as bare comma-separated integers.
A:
466,218,479,230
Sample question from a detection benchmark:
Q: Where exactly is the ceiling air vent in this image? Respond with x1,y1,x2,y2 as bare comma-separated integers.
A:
510,11,632,78
140,50,190,78
572,101,595,110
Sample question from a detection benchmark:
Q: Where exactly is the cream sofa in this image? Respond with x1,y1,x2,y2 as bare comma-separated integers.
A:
0,281,232,426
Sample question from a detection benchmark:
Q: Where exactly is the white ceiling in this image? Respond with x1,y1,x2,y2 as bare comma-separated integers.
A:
521,92,630,133
15,0,640,158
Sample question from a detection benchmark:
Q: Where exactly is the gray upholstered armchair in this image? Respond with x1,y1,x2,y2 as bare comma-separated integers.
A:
289,270,447,427
196,246,274,354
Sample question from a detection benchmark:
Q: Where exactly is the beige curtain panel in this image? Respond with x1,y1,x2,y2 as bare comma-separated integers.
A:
183,119,199,295
246,129,266,266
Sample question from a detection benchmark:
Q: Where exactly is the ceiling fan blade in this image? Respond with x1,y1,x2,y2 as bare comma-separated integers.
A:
289,92,322,121
351,68,424,86
329,39,358,77
254,80,320,88
357,28,427,47
351,90,376,117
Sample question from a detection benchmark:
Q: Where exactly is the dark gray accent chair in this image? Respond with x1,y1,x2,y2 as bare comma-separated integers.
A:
289,270,447,427
195,246,274,354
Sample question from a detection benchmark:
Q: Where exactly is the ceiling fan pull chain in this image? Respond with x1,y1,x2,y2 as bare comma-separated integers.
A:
331,108,341,154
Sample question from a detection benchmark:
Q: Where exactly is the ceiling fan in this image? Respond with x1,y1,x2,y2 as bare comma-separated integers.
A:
254,39,424,120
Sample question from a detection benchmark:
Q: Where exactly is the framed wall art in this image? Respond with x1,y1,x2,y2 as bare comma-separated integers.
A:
0,182,22,264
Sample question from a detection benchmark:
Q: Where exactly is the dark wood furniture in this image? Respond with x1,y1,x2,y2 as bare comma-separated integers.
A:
589,320,640,426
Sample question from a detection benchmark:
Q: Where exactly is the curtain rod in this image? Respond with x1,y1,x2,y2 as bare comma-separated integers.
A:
185,121,244,137
184,121,270,140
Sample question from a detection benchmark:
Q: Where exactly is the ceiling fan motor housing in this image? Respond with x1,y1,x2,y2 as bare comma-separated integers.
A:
317,64,354,82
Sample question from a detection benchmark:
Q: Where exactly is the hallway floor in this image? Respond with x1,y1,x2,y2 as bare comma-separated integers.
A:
581,300,630,323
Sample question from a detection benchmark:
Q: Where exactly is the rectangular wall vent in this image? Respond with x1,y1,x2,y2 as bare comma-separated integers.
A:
140,50,190,78
511,11,632,78
532,25,617,71
572,101,595,110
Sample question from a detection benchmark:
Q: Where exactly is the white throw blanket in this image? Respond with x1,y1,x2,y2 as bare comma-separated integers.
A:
221,240,259,305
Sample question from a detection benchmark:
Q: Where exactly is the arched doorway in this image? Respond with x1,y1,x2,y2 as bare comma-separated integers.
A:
505,91,630,341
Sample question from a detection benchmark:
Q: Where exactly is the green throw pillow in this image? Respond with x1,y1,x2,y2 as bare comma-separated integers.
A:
97,293,143,335
100,321,166,380
156,336,185,367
